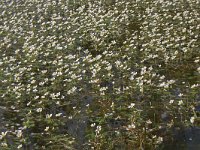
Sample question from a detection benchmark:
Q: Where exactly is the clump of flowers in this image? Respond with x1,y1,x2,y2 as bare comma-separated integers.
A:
0,0,199,149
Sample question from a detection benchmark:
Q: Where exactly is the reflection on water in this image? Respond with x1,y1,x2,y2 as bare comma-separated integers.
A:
162,127,200,150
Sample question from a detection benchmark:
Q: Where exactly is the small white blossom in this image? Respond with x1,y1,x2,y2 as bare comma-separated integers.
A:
146,119,152,124
127,124,135,130
128,103,135,108
91,123,96,127
190,117,195,124
55,113,62,117
36,108,43,112
17,144,22,149
178,100,183,105
46,114,52,118
16,130,22,138
44,126,50,131
197,67,200,73
156,137,163,144
0,131,8,139
95,126,101,135
1,142,8,147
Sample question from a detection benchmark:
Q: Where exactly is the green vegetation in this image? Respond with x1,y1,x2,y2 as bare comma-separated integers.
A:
0,0,199,149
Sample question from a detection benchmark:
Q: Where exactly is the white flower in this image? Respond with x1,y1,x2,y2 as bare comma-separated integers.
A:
128,103,135,108
115,60,121,67
178,100,183,105
1,142,8,147
36,108,43,112
34,96,39,99
56,101,60,105
146,119,152,124
169,100,174,104
95,126,101,134
16,130,22,138
127,124,135,130
197,67,200,73
190,117,195,124
91,123,96,127
100,87,107,92
178,93,183,97
31,80,36,84
44,126,49,131
95,55,102,60
27,101,31,106
17,144,22,149
0,131,8,139
11,106,15,109
67,86,77,94
160,75,165,80
191,84,199,88
46,114,52,118
106,65,112,71
55,113,62,117
156,137,163,144
56,46,63,50
41,70,47,74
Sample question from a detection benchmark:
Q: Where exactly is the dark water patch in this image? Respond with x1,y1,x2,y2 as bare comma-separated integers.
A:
162,126,200,150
